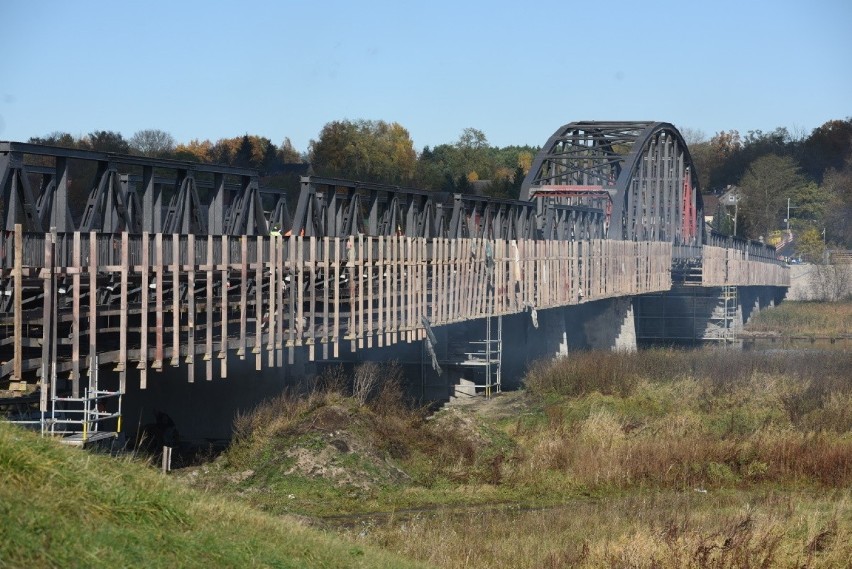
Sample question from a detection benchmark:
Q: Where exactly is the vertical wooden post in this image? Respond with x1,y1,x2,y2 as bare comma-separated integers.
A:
376,236,384,348
295,236,305,351
71,231,81,395
187,235,197,379
308,235,317,361
118,232,129,393
367,235,374,348
276,235,284,366
89,231,98,385
139,232,149,389
384,237,392,345
254,235,262,371
205,235,213,381
356,234,364,349
332,237,340,359
321,236,329,360
171,235,180,367
405,237,411,338
12,225,22,383
433,238,442,325
40,231,53,414
239,235,248,360
348,235,356,352
154,233,163,370
220,235,229,378
268,234,277,368
287,235,296,364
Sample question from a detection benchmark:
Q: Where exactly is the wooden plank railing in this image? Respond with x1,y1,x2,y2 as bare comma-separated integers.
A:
0,226,673,389
702,246,790,287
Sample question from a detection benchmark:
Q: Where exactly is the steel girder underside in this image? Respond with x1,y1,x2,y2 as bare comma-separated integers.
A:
521,121,703,243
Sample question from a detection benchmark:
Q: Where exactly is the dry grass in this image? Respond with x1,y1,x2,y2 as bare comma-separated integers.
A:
744,300,852,336
191,347,852,567
357,491,851,568
515,350,852,491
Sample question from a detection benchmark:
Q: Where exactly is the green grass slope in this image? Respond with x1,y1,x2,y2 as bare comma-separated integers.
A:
0,422,427,569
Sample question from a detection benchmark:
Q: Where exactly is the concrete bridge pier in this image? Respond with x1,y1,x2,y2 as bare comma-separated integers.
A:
497,298,638,383
634,286,740,344
738,286,785,325
634,285,788,345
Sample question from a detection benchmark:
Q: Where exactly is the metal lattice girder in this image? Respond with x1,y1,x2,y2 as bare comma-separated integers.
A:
225,176,266,236
267,193,292,234
293,176,559,240
34,160,74,232
539,200,606,241
292,177,441,238
522,121,703,243
0,151,44,232
80,162,134,233
118,175,144,234
447,193,540,240
163,170,208,235
0,141,263,235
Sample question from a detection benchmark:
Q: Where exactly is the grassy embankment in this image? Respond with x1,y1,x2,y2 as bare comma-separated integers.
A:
191,349,852,568
0,421,426,569
744,300,852,337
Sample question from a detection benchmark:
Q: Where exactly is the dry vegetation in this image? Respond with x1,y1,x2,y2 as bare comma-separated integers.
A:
744,300,852,337
185,348,852,568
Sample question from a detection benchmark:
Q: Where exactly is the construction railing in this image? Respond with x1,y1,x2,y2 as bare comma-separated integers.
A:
1,225,672,393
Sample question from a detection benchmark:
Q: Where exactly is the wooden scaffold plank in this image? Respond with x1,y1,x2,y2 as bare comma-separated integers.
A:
71,231,82,394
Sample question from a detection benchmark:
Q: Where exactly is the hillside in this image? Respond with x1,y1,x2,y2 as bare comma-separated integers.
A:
0,422,426,569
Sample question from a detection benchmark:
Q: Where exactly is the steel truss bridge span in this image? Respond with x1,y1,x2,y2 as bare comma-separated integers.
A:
522,121,701,243
0,120,789,444
0,142,606,242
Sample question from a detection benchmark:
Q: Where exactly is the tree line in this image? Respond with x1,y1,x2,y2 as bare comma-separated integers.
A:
28,123,538,200
687,119,852,254
25,117,852,252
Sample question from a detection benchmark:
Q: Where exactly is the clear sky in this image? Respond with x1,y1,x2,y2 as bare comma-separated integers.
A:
1,0,850,153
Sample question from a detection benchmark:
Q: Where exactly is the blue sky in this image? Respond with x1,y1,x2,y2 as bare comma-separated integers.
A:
1,0,850,153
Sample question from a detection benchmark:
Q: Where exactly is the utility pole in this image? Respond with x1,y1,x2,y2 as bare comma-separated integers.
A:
785,198,799,234
733,199,738,236
786,198,791,232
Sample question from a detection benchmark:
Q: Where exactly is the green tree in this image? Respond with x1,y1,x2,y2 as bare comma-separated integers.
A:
455,127,491,181
789,181,830,230
210,135,276,170
802,118,852,182
277,137,303,164
797,227,826,263
738,154,808,240
174,139,214,162
28,132,80,149
711,204,735,235
85,130,130,153
821,162,852,247
309,119,417,184
129,129,176,157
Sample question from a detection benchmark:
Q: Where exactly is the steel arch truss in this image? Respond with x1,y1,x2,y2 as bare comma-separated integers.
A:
522,121,703,242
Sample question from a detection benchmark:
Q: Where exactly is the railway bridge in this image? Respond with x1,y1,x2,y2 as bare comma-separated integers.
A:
0,121,789,443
